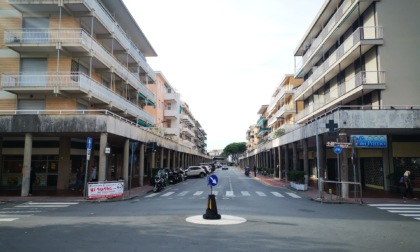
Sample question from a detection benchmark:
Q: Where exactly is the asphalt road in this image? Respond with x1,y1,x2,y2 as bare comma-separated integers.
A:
0,166,419,252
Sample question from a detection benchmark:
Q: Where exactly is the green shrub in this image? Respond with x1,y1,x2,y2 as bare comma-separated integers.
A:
287,170,305,183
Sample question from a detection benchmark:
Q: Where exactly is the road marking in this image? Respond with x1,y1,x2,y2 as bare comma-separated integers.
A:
241,191,250,196
177,191,189,196
226,191,235,197
271,192,284,197
26,202,79,205
368,204,420,221
256,191,266,197
145,193,159,198
193,191,204,196
0,218,19,222
161,192,175,197
15,205,70,208
286,192,301,198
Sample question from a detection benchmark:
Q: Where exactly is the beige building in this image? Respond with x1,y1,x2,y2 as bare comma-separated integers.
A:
0,0,208,196
240,0,420,196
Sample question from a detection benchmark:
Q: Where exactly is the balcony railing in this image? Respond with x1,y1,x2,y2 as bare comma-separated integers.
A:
295,26,383,99
267,85,295,112
296,0,354,71
1,72,154,123
295,70,386,122
7,0,156,81
4,28,155,102
83,0,156,81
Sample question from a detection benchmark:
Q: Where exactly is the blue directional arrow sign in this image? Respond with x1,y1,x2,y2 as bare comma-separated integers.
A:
333,145,342,154
208,174,218,187
86,137,93,150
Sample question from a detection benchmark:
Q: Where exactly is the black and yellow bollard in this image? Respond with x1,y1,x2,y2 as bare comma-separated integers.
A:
203,194,221,220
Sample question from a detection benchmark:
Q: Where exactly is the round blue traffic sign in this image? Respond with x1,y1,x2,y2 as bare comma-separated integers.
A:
208,174,218,187
333,145,342,154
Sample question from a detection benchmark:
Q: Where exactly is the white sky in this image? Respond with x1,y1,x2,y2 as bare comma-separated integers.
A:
123,0,325,151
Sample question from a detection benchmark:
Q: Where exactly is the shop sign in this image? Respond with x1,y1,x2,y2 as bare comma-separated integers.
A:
351,135,387,148
87,181,124,199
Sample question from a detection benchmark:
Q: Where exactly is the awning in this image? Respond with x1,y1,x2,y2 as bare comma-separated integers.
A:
138,92,147,100
137,119,153,127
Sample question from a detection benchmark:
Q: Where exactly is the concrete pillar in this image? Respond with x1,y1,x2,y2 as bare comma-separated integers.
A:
167,150,171,168
292,142,298,171
339,132,349,199
277,146,282,179
160,148,164,168
303,139,309,184
139,142,145,186
21,133,32,196
98,133,107,182
318,134,326,179
123,139,129,189
284,145,289,181
172,151,176,169
57,137,71,190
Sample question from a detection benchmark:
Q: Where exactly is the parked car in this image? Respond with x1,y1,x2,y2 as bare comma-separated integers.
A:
186,166,207,178
222,164,229,170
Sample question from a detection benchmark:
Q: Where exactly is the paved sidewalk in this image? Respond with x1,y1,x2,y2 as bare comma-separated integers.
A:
253,172,418,205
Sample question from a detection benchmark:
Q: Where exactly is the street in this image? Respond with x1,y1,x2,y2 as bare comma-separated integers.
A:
0,166,419,252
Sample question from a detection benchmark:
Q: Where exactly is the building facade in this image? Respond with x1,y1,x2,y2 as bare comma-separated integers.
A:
240,0,420,196
0,0,209,196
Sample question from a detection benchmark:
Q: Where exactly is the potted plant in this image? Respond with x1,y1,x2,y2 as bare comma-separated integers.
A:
288,170,307,191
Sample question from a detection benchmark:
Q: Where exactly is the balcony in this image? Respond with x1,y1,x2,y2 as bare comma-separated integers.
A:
7,0,156,82
267,85,295,113
164,92,180,102
4,28,155,102
267,104,296,126
295,71,386,123
164,127,180,136
164,109,180,119
295,26,384,101
182,127,195,137
181,114,194,126
1,72,154,124
295,0,375,74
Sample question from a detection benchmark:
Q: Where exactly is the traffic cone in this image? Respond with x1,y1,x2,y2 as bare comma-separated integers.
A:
203,194,221,219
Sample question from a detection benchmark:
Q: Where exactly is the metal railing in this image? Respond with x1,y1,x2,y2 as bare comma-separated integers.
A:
295,26,383,100
295,70,386,121
1,72,154,123
4,28,156,102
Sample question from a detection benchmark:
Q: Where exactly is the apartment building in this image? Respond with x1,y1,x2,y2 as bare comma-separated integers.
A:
245,125,258,153
0,0,208,196
266,75,303,140
240,0,420,196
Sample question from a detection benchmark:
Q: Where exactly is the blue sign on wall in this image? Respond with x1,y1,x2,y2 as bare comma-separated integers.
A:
351,135,387,148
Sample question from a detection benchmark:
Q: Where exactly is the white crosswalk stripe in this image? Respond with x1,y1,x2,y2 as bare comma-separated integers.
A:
256,191,266,197
161,192,175,197
241,191,251,196
286,192,301,198
271,192,284,197
193,191,204,196
368,204,420,221
145,190,302,199
0,202,78,223
226,191,235,197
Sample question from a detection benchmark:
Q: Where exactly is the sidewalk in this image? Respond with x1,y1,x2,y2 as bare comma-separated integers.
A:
253,173,419,205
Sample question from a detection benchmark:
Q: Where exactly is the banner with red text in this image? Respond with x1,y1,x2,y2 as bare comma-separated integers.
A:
87,181,124,199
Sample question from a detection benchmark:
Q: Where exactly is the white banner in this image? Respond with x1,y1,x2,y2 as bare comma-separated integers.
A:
87,181,124,199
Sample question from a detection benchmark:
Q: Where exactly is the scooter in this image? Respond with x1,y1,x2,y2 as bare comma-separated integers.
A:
244,166,250,176
153,174,165,193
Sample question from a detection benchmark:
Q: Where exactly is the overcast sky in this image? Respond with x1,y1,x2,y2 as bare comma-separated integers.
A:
123,0,325,151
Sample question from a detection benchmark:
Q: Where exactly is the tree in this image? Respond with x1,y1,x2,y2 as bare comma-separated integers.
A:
222,142,246,164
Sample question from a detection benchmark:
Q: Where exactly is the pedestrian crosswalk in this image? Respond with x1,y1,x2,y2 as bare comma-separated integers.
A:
368,204,420,221
0,202,78,223
145,190,301,199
